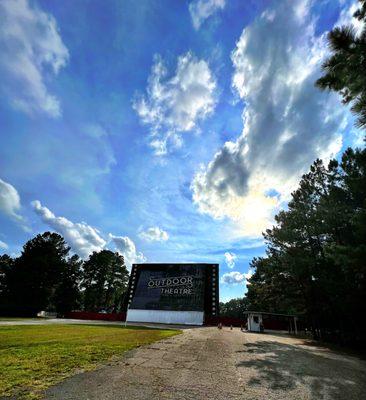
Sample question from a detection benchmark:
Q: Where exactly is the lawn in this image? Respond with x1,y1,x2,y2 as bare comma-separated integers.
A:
0,317,40,321
0,323,180,399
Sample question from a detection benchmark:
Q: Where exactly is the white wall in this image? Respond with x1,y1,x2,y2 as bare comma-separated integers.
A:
248,313,262,332
126,309,204,325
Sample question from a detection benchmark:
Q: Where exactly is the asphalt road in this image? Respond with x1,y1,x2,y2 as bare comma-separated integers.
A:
45,327,366,400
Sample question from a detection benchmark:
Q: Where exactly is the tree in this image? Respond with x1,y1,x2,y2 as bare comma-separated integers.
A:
324,148,366,342
0,254,14,314
81,250,128,312
4,232,81,316
316,0,366,129
52,254,82,315
246,256,305,316
246,148,366,347
219,297,249,319
0,254,12,296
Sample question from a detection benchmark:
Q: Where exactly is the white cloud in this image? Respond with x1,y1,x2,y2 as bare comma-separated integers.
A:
31,200,106,258
221,271,245,285
245,268,253,286
139,227,169,242
0,178,23,221
0,0,69,117
109,234,146,268
224,251,236,268
31,200,146,265
221,269,253,286
133,52,217,155
191,0,349,237
0,240,8,250
336,1,364,36
189,0,225,30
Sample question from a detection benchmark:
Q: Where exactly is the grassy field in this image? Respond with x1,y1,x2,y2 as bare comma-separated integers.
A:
0,323,180,399
0,317,40,321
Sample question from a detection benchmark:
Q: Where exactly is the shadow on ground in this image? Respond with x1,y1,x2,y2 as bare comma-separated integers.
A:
236,340,366,400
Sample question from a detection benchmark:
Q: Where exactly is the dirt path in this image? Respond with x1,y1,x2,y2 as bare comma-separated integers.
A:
45,327,366,400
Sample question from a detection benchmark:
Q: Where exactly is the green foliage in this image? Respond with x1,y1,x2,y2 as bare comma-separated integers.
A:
0,234,129,316
52,254,82,314
0,255,13,301
81,250,129,312
219,297,248,318
2,232,81,315
316,0,366,129
246,147,366,346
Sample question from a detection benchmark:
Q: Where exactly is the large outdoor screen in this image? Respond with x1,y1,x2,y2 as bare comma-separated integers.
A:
130,264,205,312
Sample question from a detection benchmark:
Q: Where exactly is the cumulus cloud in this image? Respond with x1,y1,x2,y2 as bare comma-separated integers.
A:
133,52,217,155
221,269,253,287
221,271,245,285
336,1,364,36
31,200,146,264
32,200,106,258
0,240,8,250
0,0,69,117
0,178,23,221
245,269,253,285
191,0,349,237
224,251,236,268
139,227,169,242
189,0,225,30
109,234,146,268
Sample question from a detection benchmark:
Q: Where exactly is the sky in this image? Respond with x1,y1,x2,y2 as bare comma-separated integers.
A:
0,0,363,302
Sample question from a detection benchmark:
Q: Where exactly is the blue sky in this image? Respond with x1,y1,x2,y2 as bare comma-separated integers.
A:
0,0,363,302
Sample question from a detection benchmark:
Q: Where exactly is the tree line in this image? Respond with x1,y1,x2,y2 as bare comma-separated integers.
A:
220,148,365,348
246,147,365,347
219,298,248,319
0,232,129,316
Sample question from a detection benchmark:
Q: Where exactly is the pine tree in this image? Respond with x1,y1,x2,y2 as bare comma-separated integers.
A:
316,0,366,129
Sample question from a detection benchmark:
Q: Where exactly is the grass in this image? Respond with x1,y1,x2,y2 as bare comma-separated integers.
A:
0,323,180,399
0,317,40,321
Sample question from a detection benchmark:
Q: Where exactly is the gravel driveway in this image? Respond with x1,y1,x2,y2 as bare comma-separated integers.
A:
45,327,366,400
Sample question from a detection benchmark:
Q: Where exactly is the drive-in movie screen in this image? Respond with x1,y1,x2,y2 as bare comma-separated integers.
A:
130,264,205,311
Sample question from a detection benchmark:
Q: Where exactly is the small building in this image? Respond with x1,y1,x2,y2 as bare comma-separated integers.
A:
244,311,299,334
246,312,263,332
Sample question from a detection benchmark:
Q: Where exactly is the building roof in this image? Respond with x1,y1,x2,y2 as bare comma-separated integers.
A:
243,311,298,317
